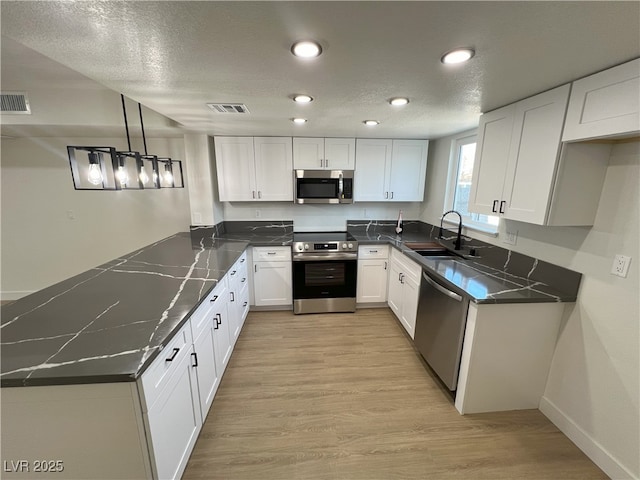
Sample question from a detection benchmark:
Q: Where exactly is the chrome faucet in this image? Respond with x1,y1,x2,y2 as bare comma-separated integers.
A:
439,210,463,250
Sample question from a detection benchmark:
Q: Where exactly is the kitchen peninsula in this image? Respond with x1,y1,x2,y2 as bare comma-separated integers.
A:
1,220,582,479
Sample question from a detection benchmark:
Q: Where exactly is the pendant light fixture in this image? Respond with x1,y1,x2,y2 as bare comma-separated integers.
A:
67,94,183,190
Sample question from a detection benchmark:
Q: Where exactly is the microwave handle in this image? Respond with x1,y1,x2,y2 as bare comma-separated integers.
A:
338,172,344,199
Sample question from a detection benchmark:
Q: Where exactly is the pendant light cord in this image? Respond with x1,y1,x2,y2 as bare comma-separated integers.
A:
121,94,132,152
139,102,148,156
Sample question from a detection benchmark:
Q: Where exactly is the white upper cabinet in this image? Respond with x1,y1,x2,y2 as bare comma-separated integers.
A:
469,83,611,226
215,136,293,202
293,137,356,170
468,105,515,216
562,58,640,142
354,139,428,202
253,137,294,201
214,136,256,202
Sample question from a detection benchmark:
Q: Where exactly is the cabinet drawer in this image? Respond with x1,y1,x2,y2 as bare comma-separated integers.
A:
358,245,389,259
390,247,421,283
190,281,226,341
140,321,193,412
253,246,291,262
229,252,248,285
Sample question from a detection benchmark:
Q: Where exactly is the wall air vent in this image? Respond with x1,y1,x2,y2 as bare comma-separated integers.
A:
1,92,31,114
206,103,250,114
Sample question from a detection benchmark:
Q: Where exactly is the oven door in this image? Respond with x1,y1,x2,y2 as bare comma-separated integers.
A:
292,259,357,300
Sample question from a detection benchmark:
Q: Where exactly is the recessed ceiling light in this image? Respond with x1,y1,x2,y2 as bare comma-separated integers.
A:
363,120,380,126
291,41,322,58
389,97,409,106
441,48,475,64
292,118,307,124
293,94,314,103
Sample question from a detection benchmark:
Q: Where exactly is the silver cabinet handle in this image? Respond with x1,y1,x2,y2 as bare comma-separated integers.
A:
240,257,245,263
384,261,387,270
390,192,394,199
252,191,256,199
320,159,323,168
258,191,262,199
422,271,463,302
230,291,235,302
385,192,389,199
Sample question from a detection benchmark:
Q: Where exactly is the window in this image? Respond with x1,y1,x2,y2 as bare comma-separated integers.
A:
445,133,499,233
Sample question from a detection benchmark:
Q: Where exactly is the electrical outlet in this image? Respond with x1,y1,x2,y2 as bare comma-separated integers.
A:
611,254,631,278
503,230,518,246
255,209,261,218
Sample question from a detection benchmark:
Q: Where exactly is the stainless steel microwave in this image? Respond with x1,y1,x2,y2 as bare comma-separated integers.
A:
294,170,353,204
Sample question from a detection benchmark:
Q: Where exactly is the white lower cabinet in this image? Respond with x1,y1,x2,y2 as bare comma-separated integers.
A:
139,250,251,479
387,248,421,338
357,245,389,304
141,322,201,480
228,251,250,343
455,302,566,415
252,246,292,307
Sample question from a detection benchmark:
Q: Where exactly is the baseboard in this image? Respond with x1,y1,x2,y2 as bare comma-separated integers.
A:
1,290,33,302
249,305,293,312
540,396,637,480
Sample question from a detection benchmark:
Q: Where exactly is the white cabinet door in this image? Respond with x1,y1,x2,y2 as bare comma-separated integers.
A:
356,258,389,303
192,319,219,422
325,137,356,170
388,140,428,201
211,281,232,374
254,262,292,306
468,105,515,216
387,258,403,318
253,137,293,201
145,346,201,480
563,58,640,141
400,275,420,340
503,85,570,224
214,136,256,201
354,139,392,201
293,137,325,169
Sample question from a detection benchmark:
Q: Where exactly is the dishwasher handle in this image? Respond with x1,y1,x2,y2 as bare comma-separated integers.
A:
422,271,463,302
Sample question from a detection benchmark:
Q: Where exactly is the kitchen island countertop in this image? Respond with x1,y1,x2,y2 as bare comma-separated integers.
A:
1,233,248,387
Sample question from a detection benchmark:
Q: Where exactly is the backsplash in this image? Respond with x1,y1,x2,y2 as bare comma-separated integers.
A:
191,219,582,300
347,219,582,299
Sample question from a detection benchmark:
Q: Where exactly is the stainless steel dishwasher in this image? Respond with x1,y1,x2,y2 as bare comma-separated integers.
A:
414,268,470,391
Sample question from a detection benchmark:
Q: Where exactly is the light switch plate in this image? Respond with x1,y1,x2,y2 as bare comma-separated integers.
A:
611,254,631,278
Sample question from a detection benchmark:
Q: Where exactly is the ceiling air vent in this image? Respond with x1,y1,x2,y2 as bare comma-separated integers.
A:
206,103,250,114
1,92,31,114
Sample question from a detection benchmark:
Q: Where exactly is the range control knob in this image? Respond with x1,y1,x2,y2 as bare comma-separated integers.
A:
297,244,304,251
304,244,309,250
342,243,347,249
348,243,353,249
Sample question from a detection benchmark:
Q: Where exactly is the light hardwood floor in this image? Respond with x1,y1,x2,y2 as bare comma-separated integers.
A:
183,309,607,480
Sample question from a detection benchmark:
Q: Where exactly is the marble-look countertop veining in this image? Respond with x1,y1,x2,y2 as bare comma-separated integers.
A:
1,233,248,387
347,220,581,305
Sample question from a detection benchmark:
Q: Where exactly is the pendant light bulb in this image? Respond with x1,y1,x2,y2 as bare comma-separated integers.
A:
163,164,174,185
139,166,150,185
115,156,129,186
87,152,103,186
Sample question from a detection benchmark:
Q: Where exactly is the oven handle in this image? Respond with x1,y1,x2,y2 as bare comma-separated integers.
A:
292,253,358,261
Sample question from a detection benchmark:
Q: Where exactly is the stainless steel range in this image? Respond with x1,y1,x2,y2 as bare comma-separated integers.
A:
292,232,358,314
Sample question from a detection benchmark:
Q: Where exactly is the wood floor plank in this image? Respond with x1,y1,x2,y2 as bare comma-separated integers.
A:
182,309,607,480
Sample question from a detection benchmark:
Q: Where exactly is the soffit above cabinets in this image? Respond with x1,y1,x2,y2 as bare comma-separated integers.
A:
1,1,639,139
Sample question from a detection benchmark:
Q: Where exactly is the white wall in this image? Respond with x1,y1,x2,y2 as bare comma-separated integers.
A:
1,136,191,299
423,134,640,479
222,202,421,231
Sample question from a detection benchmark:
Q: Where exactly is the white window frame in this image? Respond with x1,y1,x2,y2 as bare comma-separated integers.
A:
444,131,499,235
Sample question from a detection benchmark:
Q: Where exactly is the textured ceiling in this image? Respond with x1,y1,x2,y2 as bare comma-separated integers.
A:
1,1,639,139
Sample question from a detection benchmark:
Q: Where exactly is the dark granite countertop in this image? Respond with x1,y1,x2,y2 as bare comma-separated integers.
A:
1,233,248,387
347,220,581,305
